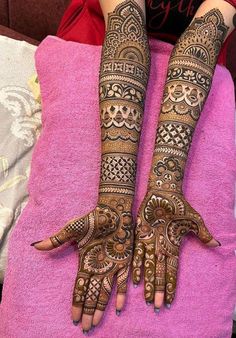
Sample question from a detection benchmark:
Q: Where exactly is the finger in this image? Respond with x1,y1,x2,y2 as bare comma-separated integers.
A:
206,238,221,247
154,292,164,312
196,217,221,247
116,265,129,313
93,275,113,327
165,256,178,307
33,215,88,251
144,243,155,303
82,277,102,331
71,306,82,326
154,251,166,311
72,273,90,323
190,216,220,248
132,241,145,286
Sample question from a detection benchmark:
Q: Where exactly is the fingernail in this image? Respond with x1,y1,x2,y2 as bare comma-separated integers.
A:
133,284,138,288
216,240,222,247
166,303,171,309
116,309,121,316
83,330,89,336
72,320,80,326
146,301,152,306
30,240,43,246
154,307,160,314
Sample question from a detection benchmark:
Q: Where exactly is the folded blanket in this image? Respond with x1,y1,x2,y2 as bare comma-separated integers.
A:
0,36,235,338
0,36,41,283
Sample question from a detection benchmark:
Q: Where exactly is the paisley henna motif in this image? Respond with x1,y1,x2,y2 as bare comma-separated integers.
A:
133,9,227,307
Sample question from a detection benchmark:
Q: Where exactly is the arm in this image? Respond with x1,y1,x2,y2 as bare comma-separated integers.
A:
132,0,236,311
32,0,150,332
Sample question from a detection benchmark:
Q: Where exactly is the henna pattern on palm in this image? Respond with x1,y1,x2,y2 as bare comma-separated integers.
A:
133,9,228,307
50,200,133,314
42,0,150,318
133,191,213,304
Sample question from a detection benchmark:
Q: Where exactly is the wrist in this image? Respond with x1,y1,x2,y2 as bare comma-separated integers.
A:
98,193,133,213
148,152,185,193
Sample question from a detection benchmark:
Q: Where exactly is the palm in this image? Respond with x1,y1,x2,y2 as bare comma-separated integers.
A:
49,203,133,314
132,190,214,305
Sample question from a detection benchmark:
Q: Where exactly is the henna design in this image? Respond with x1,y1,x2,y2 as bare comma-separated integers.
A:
153,156,184,182
148,9,229,194
100,155,136,185
134,9,227,306
117,265,130,293
49,0,150,316
155,251,166,292
101,105,142,131
161,9,228,123
96,275,113,311
133,191,213,304
73,273,90,304
156,122,193,153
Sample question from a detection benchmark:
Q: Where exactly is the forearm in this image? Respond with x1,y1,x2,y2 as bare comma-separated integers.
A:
98,0,150,210
148,1,235,193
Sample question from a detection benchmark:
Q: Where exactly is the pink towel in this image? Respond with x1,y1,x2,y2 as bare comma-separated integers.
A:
0,36,236,338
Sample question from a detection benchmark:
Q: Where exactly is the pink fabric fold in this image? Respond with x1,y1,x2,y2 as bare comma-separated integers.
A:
0,36,236,338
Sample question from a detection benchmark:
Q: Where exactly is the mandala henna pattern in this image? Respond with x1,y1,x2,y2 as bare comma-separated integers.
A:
133,9,228,306
134,191,214,304
50,0,150,315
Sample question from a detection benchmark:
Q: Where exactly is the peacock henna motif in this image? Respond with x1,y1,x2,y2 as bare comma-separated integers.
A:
133,8,228,308
48,0,150,317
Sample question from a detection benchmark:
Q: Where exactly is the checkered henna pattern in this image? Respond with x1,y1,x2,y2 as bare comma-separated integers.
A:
49,0,150,317
133,9,228,306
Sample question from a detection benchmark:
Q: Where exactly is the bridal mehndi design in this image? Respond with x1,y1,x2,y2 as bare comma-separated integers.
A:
34,0,228,323
133,9,228,307
48,0,150,316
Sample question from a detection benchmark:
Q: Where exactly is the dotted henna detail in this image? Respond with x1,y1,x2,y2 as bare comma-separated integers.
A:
71,0,151,315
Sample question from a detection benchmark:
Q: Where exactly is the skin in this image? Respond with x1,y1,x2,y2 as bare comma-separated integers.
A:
32,0,150,333
31,0,236,333
132,0,236,311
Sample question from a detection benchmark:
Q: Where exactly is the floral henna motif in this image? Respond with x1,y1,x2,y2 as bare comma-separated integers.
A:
161,9,228,122
71,200,134,315
133,9,227,307
133,191,213,304
48,0,150,318
49,198,134,315
50,204,119,248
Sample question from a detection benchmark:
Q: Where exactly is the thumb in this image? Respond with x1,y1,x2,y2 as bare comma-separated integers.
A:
192,215,221,248
31,215,89,251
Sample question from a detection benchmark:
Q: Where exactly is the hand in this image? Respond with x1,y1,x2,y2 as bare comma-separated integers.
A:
132,190,220,311
32,200,133,332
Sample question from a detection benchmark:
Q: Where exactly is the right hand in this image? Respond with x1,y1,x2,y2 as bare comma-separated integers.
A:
32,199,134,332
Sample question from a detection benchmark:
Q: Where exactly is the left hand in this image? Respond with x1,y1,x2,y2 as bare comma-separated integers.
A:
132,190,220,311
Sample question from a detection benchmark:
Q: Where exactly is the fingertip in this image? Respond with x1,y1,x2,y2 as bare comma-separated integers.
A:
30,240,43,247
116,293,126,311
92,310,104,327
82,314,93,332
72,305,83,323
206,238,221,248
32,238,54,251
116,309,121,316
154,291,164,309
